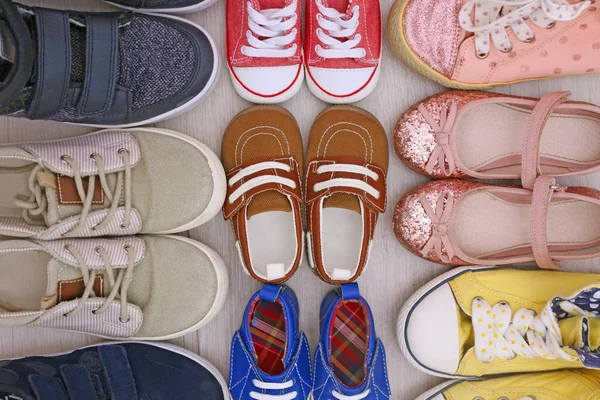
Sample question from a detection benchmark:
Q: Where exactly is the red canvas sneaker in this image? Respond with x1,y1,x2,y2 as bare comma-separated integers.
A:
305,0,382,104
227,0,304,103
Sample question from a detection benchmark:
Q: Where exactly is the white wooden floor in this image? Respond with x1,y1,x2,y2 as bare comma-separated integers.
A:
2,1,600,398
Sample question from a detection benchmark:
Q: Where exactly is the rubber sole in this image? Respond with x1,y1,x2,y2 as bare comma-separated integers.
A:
106,0,221,13
396,265,495,380
386,0,600,90
80,14,220,129
228,64,305,104
305,64,381,104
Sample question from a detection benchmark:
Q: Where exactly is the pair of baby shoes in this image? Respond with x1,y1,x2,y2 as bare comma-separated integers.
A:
394,90,600,270
222,106,388,284
229,283,391,400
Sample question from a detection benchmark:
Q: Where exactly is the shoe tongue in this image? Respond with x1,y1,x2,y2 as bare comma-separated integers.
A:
35,170,113,227
41,257,106,310
323,193,361,214
247,192,292,219
322,0,351,14
559,316,600,351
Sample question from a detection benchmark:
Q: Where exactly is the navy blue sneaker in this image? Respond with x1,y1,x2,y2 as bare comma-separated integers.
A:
229,284,312,400
0,0,218,128
0,342,228,399
313,283,391,400
105,0,221,14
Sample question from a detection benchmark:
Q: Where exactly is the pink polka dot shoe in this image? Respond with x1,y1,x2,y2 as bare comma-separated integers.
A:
395,90,600,180
388,0,600,89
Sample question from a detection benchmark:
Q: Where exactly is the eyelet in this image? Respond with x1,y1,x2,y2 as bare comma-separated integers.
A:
124,245,132,253
120,222,129,229
119,316,131,323
60,155,69,164
91,309,98,315
500,46,514,54
524,36,536,44
546,21,556,30
118,148,129,156
473,397,484,400
498,397,509,400
63,313,69,317
90,153,100,160
476,52,489,59
94,247,103,256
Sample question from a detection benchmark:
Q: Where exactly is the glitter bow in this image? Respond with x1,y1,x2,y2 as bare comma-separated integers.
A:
419,192,455,262
418,100,457,177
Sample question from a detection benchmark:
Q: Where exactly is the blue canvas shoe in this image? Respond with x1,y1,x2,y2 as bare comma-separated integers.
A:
313,283,391,400
229,284,312,400
0,342,228,399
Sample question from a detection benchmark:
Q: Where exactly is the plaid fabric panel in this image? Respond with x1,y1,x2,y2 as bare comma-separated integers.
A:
251,299,287,375
330,300,369,388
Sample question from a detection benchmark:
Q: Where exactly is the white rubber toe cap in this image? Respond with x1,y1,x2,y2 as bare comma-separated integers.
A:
307,66,376,97
231,65,302,102
405,283,460,375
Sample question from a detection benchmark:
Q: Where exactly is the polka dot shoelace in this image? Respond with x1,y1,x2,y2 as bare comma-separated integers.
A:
472,296,582,363
459,0,592,57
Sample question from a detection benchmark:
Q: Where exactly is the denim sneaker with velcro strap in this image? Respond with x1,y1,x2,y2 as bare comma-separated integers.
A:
105,0,221,14
0,342,229,400
0,0,218,128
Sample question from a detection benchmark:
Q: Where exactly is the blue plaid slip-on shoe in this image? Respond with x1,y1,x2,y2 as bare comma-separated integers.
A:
105,0,221,14
313,283,391,400
229,283,312,400
0,0,218,128
0,341,228,399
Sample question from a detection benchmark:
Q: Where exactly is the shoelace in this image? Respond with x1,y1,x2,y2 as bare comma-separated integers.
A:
242,0,298,58
228,161,297,204
331,389,371,399
315,0,365,59
63,243,136,323
418,100,457,176
472,296,581,364
313,164,380,199
459,0,591,57
14,150,132,236
250,380,297,399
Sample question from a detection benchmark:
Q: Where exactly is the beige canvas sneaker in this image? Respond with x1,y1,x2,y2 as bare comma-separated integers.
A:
0,128,226,238
0,235,228,340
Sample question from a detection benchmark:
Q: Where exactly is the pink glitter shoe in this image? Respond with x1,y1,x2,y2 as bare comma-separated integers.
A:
393,176,600,267
387,0,600,89
395,91,600,180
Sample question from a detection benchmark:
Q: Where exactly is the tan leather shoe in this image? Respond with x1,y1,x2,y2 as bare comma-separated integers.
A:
305,106,388,284
222,106,304,283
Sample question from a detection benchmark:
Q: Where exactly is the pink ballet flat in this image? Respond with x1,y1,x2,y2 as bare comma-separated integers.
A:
394,176,600,268
395,91,600,181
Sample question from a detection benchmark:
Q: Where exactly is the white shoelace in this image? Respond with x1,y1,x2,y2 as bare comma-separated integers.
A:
250,380,297,399
313,164,380,199
459,0,591,57
332,389,371,399
472,297,581,363
242,0,298,58
315,0,365,59
228,161,296,204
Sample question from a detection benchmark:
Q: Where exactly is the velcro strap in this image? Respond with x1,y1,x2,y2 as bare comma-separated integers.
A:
77,15,118,117
305,159,387,213
531,175,561,270
30,375,69,400
223,157,302,220
60,364,100,400
27,8,71,119
521,91,571,190
98,344,138,400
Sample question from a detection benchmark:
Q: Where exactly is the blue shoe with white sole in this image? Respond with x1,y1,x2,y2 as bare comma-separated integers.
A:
229,284,312,400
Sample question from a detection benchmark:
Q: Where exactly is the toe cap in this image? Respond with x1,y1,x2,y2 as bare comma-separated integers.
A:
307,66,376,97
404,283,460,375
232,65,302,98
402,0,463,77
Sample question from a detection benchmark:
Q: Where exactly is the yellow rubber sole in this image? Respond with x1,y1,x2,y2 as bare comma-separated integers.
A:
386,0,600,90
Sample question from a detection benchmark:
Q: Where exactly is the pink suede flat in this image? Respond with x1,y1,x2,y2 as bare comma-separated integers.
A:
394,176,600,268
395,91,600,182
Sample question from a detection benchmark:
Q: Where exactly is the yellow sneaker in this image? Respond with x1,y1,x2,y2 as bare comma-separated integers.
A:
398,266,600,379
416,369,600,400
